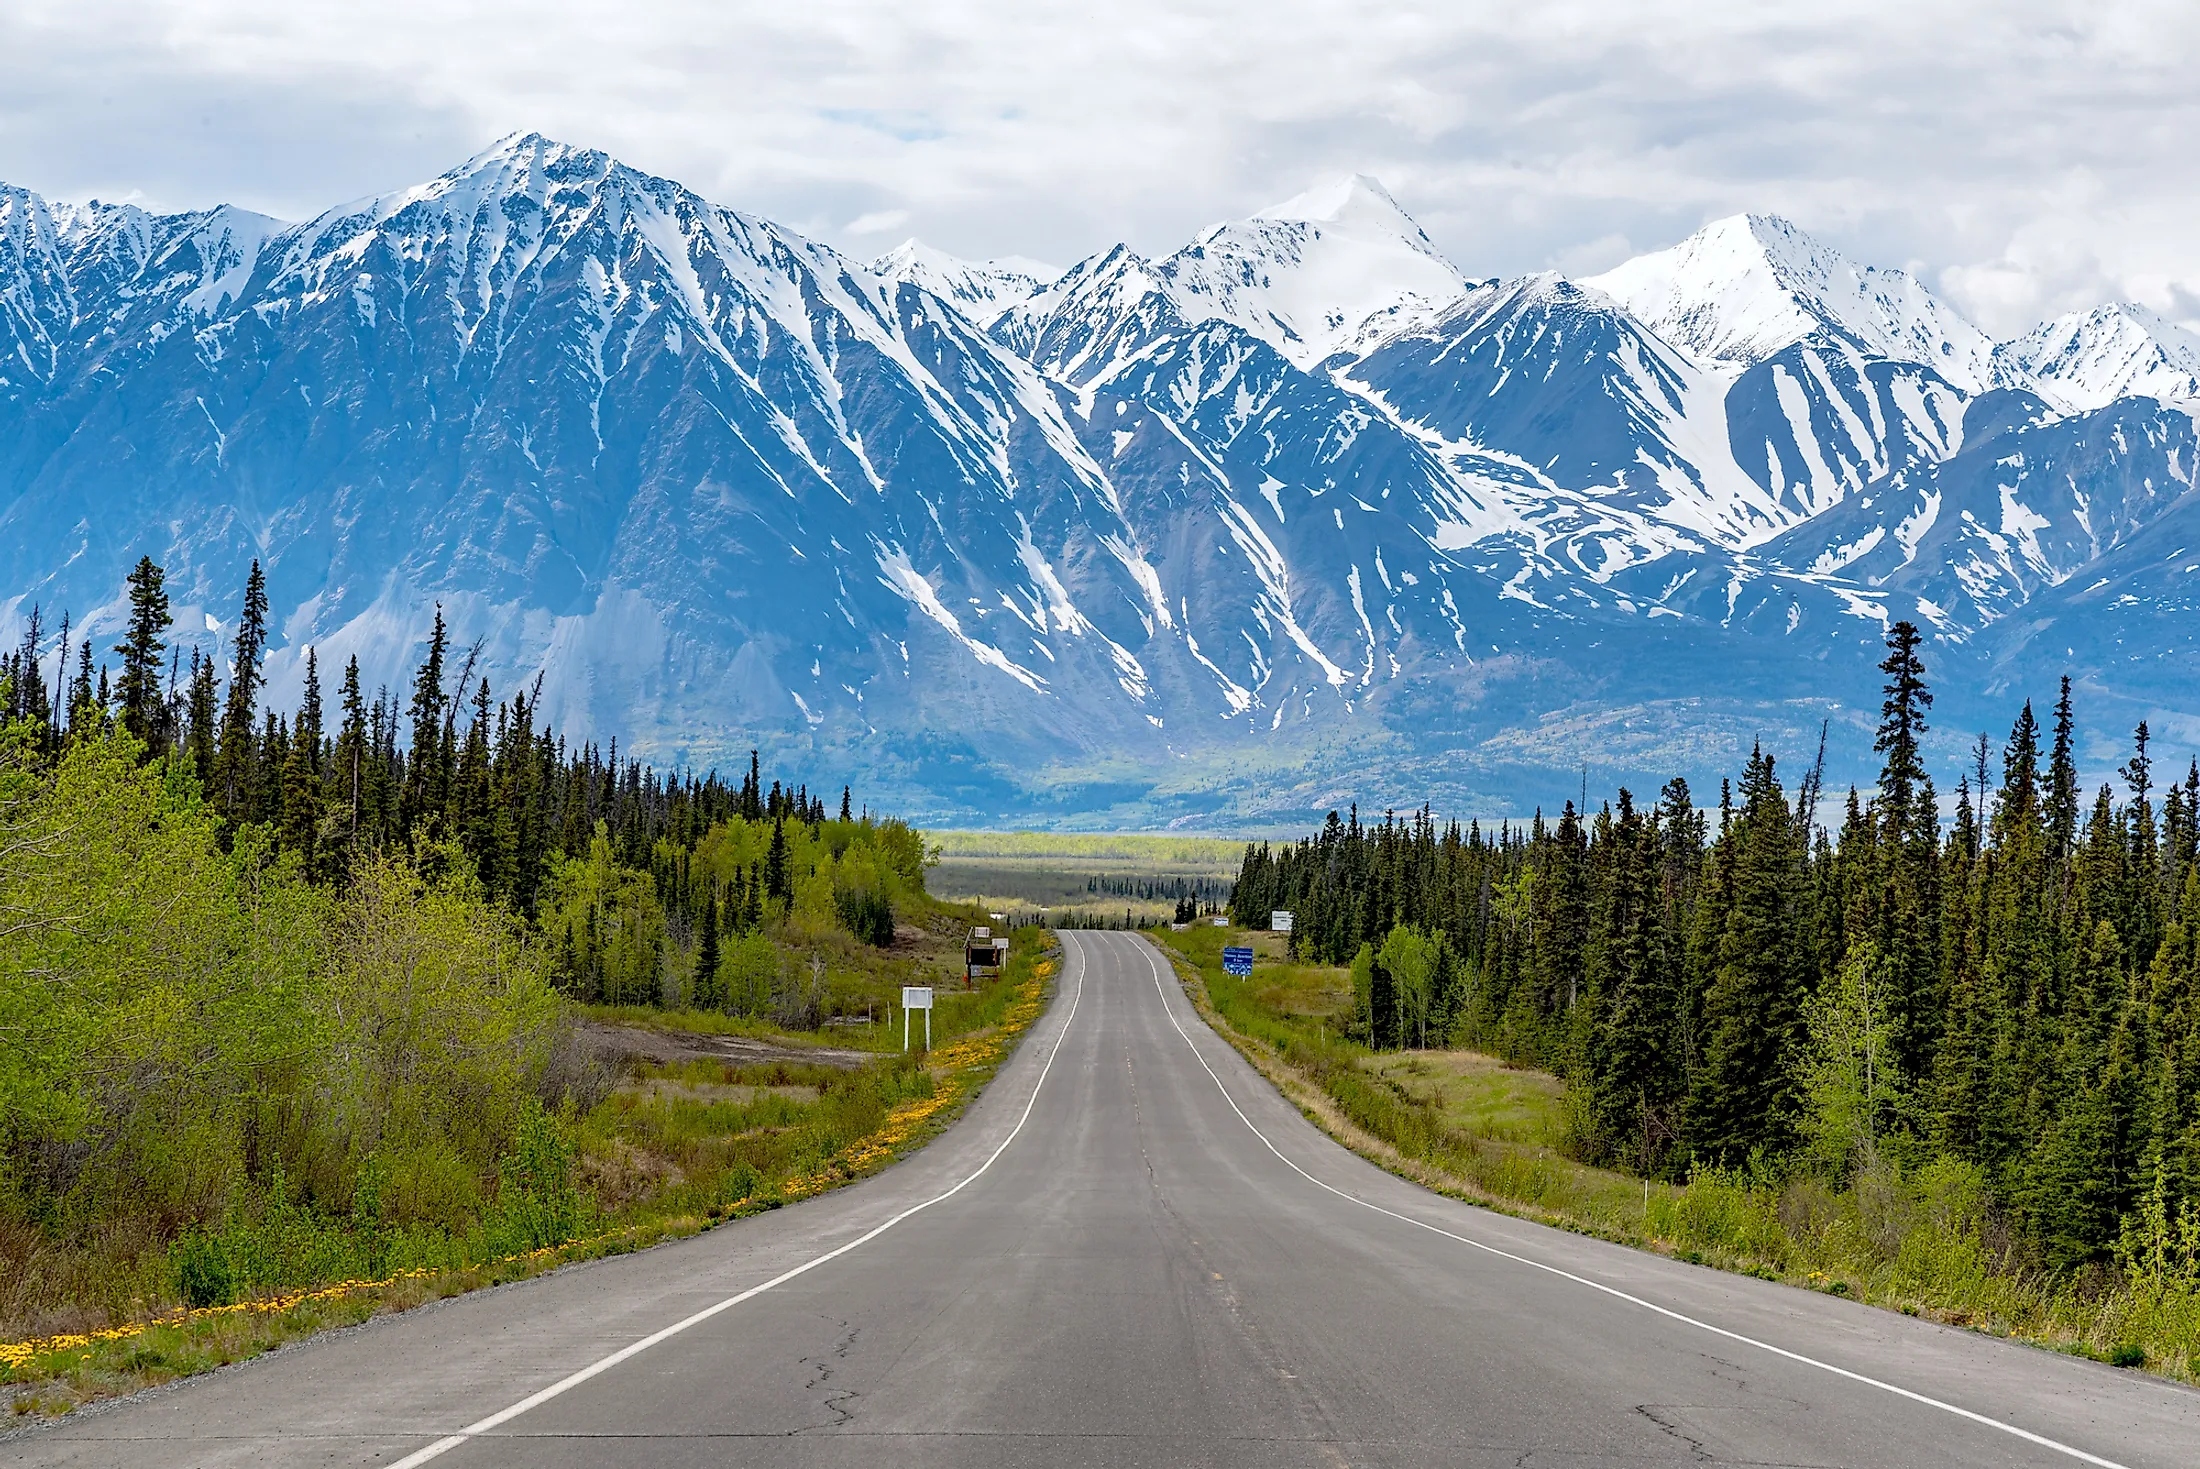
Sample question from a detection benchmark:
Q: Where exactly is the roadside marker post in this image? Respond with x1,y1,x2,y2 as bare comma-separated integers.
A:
902,986,933,1051
1222,946,1254,977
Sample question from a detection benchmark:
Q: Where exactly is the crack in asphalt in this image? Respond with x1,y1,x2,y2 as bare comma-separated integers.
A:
794,1319,863,1431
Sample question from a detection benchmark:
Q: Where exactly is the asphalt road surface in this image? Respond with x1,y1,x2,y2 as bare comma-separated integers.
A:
12,930,2200,1467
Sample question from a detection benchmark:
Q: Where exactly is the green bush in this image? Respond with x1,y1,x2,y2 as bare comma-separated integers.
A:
172,1233,234,1309
492,1105,584,1252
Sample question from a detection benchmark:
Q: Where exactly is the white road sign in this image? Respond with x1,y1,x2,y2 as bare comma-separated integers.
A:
902,986,933,1052
1271,910,1294,932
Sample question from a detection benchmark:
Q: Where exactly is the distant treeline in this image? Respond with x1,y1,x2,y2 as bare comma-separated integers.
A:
1084,873,1234,903
1049,908,1162,930
1231,622,2200,1271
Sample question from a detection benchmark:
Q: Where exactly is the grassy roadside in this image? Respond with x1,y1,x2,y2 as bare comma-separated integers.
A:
0,937,1057,1422
1152,924,2200,1386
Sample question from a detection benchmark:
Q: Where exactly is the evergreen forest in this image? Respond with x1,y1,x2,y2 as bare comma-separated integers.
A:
1230,622,2200,1273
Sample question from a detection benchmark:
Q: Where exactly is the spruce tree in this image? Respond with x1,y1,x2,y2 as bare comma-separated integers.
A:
1874,621,1933,831
213,561,269,823
48,611,69,733
13,606,52,733
2027,919,2128,1265
112,556,173,754
279,650,325,862
329,655,370,872
66,639,95,737
1868,621,1943,1081
259,709,287,834
401,607,449,836
1590,791,1679,1171
1686,746,1807,1163
694,892,722,1010
185,648,219,782
1998,702,2042,839
1367,951,1398,1050
2049,676,2080,858
1535,802,1589,1025
765,814,790,904
455,677,494,877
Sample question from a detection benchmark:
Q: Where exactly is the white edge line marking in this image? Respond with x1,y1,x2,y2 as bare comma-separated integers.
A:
1121,933,2134,1469
385,940,1087,1469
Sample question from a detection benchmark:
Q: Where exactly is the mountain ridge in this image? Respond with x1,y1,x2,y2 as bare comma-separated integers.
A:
3,137,2197,826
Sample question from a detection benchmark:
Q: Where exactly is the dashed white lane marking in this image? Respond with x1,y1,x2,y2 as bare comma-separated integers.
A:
385,939,1089,1468
1118,932,2134,1469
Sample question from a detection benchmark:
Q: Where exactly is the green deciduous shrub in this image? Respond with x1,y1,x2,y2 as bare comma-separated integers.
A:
0,732,584,1329
491,1105,584,1252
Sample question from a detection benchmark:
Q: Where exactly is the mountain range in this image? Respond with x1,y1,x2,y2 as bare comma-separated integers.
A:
3,134,2197,827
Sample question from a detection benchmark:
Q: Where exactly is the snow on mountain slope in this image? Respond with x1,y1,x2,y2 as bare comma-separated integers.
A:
1981,474,2200,726
0,136,1182,742
0,186,283,397
1718,340,1970,525
991,243,1183,382
869,239,1057,327
1343,272,1784,555
1586,214,1995,391
1061,321,1534,708
1994,303,2200,412
3,135,1523,807
1764,391,2199,637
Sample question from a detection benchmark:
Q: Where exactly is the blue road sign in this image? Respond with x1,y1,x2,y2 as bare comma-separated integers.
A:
1222,945,1254,976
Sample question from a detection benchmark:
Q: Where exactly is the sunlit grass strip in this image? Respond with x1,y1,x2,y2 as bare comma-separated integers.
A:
0,1232,633,1376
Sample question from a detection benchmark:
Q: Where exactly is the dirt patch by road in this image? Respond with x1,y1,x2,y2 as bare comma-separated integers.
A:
582,1020,875,1070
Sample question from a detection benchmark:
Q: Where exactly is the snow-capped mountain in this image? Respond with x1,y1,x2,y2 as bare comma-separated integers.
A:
868,239,1057,327
1585,213,1996,390
1572,215,1986,532
1160,175,1470,368
4,141,2198,824
998,175,1469,381
1341,272,1782,559
1,136,1189,764
1994,303,2200,412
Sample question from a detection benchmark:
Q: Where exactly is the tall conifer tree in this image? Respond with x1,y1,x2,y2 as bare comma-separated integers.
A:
112,556,173,754
213,561,269,823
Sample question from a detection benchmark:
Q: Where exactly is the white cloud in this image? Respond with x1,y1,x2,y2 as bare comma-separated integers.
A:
843,208,910,236
0,0,2194,335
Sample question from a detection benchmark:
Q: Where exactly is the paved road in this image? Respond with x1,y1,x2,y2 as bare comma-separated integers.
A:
13,930,2200,1467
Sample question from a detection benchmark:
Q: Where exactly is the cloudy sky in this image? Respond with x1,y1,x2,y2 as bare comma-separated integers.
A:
2,0,2193,334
